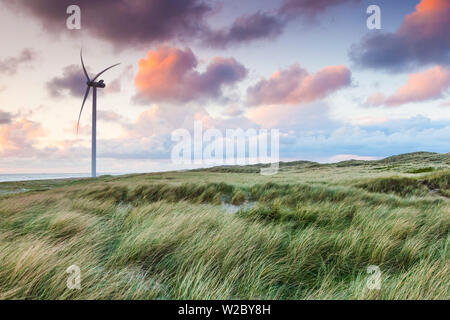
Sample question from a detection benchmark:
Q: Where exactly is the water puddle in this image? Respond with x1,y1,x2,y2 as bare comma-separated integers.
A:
221,200,255,214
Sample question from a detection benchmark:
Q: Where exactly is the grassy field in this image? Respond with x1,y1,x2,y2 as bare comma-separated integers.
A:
0,152,449,299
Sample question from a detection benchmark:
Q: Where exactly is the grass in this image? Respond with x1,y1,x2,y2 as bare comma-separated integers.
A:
0,152,449,299
406,167,435,174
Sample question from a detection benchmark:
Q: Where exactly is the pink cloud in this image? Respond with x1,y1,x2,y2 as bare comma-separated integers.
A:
400,0,449,39
247,64,351,106
367,66,450,106
351,0,450,70
134,46,247,103
0,117,45,157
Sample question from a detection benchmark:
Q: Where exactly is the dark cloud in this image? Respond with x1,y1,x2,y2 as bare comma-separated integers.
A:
46,65,86,97
4,0,361,49
350,0,450,71
46,62,124,98
4,0,213,49
0,49,36,75
279,0,359,18
0,110,13,124
203,11,284,48
134,46,248,104
203,0,359,48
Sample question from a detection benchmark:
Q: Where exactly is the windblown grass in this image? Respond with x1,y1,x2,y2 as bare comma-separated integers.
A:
0,152,448,299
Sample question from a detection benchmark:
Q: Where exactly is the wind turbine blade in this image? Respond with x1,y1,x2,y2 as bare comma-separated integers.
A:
77,86,91,135
80,49,90,82
92,63,121,82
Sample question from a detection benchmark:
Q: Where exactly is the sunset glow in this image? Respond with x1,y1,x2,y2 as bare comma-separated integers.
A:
0,0,448,173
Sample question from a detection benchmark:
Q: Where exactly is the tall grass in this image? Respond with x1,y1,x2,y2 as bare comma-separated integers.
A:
0,168,448,299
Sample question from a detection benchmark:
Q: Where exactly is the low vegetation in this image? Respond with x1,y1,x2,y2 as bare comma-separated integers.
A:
0,152,448,299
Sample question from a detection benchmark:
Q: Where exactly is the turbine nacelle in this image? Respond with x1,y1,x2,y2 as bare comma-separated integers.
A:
77,49,120,135
88,80,106,88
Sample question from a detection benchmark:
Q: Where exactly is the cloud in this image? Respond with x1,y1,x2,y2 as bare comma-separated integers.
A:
4,0,213,49
247,64,351,106
104,79,121,94
0,117,45,157
47,63,128,98
97,110,127,124
222,105,245,117
2,105,450,169
122,104,216,138
203,0,360,48
279,0,359,18
95,104,212,160
0,110,13,124
46,102,256,163
244,104,450,161
134,46,247,104
96,103,255,160
366,92,386,107
203,11,284,48
0,49,36,75
247,102,338,131
350,0,450,71
278,116,450,160
4,0,361,49
46,65,86,98
367,66,450,106
104,64,134,94
359,115,450,134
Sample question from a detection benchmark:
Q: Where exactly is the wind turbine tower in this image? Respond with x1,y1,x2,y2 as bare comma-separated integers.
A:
77,50,120,178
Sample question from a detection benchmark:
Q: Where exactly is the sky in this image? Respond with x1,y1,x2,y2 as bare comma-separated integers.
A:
0,0,448,174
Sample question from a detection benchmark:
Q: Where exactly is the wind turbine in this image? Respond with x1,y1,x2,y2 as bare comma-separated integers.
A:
77,50,120,178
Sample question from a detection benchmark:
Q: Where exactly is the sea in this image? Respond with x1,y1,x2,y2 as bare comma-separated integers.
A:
0,173,122,182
